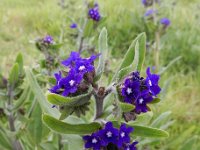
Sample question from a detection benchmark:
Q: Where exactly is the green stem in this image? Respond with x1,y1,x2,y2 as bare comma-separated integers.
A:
7,87,23,150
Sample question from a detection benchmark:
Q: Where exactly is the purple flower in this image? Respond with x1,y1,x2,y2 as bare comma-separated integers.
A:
61,51,81,67
98,122,119,146
62,52,99,75
145,67,161,96
144,9,156,17
141,0,153,7
58,69,83,96
70,23,77,29
88,4,101,22
124,141,138,150
160,18,171,27
43,35,53,44
134,90,153,113
118,124,134,148
83,133,102,150
121,79,140,104
49,71,62,94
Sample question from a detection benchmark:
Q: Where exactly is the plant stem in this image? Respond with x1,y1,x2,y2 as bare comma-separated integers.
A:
94,96,104,119
94,87,113,119
7,87,23,150
155,31,160,72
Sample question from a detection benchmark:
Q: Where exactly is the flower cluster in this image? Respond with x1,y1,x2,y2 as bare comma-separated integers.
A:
144,9,156,17
43,35,54,44
121,67,161,114
88,4,101,22
141,0,153,7
49,51,99,96
83,122,138,150
160,18,171,28
70,23,77,29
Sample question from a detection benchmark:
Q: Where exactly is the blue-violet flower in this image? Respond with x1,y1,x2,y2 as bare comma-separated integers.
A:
43,35,53,44
70,23,77,29
88,4,101,21
160,18,171,27
145,67,161,96
98,122,119,146
118,124,134,147
124,141,138,150
83,133,102,150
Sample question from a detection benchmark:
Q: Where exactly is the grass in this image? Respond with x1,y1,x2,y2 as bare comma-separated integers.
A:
0,0,200,149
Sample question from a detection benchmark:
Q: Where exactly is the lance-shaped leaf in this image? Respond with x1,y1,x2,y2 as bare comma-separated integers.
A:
150,98,161,104
119,102,135,113
95,27,108,81
9,63,19,88
12,85,30,111
137,32,146,71
112,121,169,138
84,20,94,37
28,103,43,145
43,114,101,135
46,87,92,107
26,69,59,117
112,33,146,82
15,53,24,76
116,41,139,81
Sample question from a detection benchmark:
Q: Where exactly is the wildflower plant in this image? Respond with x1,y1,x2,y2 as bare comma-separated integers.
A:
141,0,171,72
42,29,169,149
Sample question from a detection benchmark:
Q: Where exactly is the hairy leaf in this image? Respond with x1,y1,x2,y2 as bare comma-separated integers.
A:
43,114,101,135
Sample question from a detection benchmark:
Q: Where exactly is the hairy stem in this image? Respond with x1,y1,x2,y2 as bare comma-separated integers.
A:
95,96,104,119
7,87,23,150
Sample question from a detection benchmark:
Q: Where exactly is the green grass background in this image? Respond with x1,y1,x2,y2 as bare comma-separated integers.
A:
0,0,200,149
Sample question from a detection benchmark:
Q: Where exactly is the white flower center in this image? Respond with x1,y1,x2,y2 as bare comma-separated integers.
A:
69,80,75,86
106,131,112,137
126,88,132,95
92,138,97,144
79,65,86,71
149,80,152,86
120,132,125,138
139,98,144,104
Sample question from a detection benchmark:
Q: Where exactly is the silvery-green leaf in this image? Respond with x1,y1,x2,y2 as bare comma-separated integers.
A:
95,27,108,81
43,114,101,135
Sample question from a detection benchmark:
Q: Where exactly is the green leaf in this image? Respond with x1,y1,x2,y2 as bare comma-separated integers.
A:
12,85,30,111
49,43,63,49
28,103,43,145
26,69,59,117
15,53,24,75
116,41,139,81
0,130,12,150
150,98,161,104
133,111,153,125
112,33,146,82
43,114,101,135
9,63,19,88
130,125,169,138
112,121,169,138
47,87,92,106
95,27,108,81
137,32,146,71
84,20,94,37
119,102,135,113
151,111,171,128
